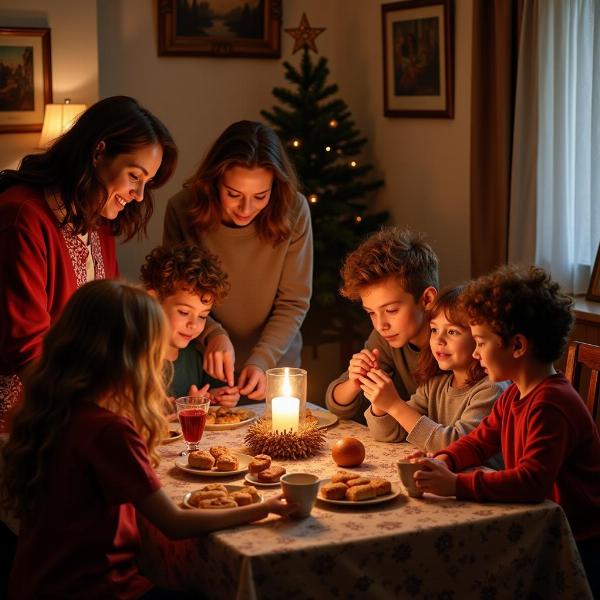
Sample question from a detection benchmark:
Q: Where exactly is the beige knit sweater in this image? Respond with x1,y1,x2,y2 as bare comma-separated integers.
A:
163,189,313,372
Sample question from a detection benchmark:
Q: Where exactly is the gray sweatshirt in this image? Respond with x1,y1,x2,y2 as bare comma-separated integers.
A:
364,373,508,452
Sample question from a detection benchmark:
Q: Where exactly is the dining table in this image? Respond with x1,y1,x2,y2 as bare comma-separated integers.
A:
139,402,593,600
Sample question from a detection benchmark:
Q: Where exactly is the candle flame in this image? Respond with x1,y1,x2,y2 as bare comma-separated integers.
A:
283,367,292,397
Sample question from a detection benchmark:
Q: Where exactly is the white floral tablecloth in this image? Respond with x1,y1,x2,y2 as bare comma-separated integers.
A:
139,403,592,600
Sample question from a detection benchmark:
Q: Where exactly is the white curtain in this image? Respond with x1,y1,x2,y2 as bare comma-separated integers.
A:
509,0,600,294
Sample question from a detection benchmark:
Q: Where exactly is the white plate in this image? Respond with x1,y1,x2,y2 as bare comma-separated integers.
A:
175,452,252,477
183,484,263,509
205,410,256,431
161,427,182,444
311,410,338,429
317,478,401,506
244,472,281,488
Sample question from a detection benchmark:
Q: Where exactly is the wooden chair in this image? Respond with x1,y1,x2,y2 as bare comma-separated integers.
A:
564,341,600,429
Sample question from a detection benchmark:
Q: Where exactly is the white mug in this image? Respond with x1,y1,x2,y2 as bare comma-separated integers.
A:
280,473,320,518
397,459,424,498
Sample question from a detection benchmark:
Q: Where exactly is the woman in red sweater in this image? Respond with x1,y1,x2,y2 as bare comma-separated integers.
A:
0,96,177,431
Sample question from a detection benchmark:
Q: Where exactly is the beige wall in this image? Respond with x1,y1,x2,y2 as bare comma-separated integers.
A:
0,0,98,169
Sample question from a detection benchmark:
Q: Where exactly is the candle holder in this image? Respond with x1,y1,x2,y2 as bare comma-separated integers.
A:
244,419,325,460
265,367,307,432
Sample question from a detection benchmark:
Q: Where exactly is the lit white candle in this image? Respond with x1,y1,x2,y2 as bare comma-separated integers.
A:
272,395,300,433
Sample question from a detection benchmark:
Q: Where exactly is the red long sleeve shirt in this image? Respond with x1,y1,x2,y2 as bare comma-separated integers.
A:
441,374,600,541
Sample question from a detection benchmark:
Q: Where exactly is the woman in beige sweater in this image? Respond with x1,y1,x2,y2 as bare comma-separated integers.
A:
163,121,312,400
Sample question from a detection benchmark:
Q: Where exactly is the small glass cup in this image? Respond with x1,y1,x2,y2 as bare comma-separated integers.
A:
176,395,210,455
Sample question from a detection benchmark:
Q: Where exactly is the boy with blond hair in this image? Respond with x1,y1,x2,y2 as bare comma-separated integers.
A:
325,227,438,423
140,243,239,406
412,265,600,596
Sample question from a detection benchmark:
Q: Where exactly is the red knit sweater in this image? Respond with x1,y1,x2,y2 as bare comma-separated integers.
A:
441,374,600,541
0,185,118,427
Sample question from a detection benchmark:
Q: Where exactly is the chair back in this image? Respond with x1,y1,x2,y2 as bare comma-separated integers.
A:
564,341,600,429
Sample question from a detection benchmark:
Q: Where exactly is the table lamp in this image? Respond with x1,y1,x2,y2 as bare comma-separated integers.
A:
39,99,87,148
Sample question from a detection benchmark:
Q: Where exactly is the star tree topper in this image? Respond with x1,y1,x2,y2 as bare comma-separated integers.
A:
284,13,326,54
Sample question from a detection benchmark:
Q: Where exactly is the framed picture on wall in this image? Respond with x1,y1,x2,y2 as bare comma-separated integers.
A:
158,0,282,58
586,243,600,302
0,27,52,133
382,0,454,118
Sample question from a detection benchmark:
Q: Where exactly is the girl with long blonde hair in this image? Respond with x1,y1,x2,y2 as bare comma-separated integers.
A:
1,280,293,599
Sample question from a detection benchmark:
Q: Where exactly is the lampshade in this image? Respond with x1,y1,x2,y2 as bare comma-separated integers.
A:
39,99,87,148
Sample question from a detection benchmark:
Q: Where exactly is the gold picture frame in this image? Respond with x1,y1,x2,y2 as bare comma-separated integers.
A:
382,0,454,118
0,27,52,133
158,0,282,58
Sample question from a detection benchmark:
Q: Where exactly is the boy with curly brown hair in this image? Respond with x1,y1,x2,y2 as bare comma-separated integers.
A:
412,265,600,596
140,243,239,406
325,227,438,423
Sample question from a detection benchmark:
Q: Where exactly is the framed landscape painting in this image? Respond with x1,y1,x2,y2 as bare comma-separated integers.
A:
382,0,454,118
0,27,52,133
158,0,282,58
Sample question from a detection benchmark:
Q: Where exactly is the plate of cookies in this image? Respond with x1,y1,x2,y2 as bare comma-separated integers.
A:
318,471,400,505
183,484,262,509
243,454,286,487
175,446,253,477
161,426,183,444
205,406,256,430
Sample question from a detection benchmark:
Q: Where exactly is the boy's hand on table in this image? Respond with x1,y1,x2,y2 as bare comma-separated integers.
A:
414,458,457,496
203,334,235,386
358,367,398,415
348,348,380,387
210,385,240,408
238,365,266,400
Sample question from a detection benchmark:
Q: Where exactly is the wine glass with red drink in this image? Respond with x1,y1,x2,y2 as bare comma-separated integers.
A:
176,395,210,455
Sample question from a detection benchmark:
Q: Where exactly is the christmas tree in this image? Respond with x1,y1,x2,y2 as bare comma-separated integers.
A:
261,16,387,351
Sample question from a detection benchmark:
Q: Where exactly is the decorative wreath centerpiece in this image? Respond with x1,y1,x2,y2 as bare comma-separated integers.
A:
244,419,326,460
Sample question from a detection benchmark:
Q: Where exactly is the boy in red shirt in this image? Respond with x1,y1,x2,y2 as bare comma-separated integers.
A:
413,265,600,597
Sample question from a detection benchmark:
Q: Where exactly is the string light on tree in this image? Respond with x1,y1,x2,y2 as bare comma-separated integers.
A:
350,160,357,168
261,18,387,349
291,138,301,149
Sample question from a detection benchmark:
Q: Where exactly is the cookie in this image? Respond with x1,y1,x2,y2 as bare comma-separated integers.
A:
187,451,214,470
248,454,271,474
257,465,286,483
320,482,348,500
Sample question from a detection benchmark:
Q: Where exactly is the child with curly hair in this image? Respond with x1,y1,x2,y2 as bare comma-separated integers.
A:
411,265,600,596
1,280,294,599
140,243,239,406
325,227,438,423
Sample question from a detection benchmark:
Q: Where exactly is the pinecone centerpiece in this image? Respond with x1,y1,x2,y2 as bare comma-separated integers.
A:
244,418,325,460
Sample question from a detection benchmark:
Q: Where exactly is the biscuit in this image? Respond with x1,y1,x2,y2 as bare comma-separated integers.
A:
216,406,231,417
187,451,215,470
189,490,227,506
200,483,227,493
209,446,229,459
345,484,376,502
331,470,359,484
206,413,216,425
248,454,272,474
243,485,260,502
216,414,240,424
371,478,392,496
346,477,371,488
320,482,348,500
230,491,254,506
257,465,286,483
198,497,238,509
236,409,252,421
215,454,239,472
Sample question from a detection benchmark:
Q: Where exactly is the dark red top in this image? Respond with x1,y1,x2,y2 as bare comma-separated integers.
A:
0,185,119,428
9,403,162,599
440,374,600,541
